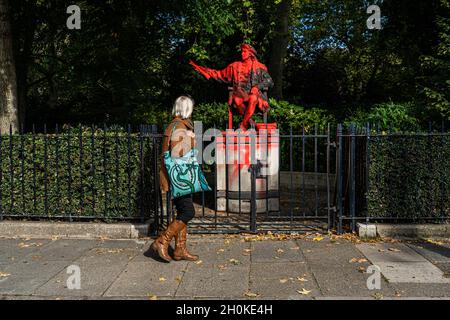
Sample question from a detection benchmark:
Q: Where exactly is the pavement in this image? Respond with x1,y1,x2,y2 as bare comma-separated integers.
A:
0,233,449,300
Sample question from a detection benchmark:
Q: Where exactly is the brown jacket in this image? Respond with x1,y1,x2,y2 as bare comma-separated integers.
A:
159,116,196,193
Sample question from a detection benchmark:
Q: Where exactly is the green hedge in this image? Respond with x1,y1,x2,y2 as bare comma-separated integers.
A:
344,102,421,131
367,133,450,220
0,125,158,221
192,99,335,133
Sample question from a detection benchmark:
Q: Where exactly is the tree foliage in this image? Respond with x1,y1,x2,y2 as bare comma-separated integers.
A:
4,0,448,130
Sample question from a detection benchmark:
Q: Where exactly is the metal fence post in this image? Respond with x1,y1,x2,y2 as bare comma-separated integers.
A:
326,123,331,230
151,124,160,235
250,129,257,232
365,122,370,223
350,124,356,232
0,127,2,221
337,123,344,234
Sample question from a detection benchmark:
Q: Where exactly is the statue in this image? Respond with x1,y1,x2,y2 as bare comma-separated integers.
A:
189,44,274,131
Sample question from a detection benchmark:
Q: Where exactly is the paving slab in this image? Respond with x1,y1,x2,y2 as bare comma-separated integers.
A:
18,239,96,262
175,262,249,298
406,242,450,263
356,243,429,263
34,246,137,297
249,262,319,299
357,242,450,284
251,240,305,263
0,239,51,264
104,260,188,297
299,239,394,297
0,260,69,295
436,262,450,276
91,239,146,250
374,262,450,283
389,283,450,297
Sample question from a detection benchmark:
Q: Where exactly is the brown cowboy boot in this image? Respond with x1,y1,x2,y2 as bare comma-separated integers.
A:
150,219,185,262
173,224,199,261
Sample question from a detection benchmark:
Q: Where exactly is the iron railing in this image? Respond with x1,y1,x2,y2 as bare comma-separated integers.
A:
0,121,448,234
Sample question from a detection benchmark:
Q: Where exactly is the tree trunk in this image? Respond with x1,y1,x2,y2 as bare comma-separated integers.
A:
13,0,37,129
0,0,19,133
267,0,291,100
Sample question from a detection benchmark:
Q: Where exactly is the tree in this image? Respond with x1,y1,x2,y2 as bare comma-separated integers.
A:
267,0,292,100
418,0,450,120
0,0,19,133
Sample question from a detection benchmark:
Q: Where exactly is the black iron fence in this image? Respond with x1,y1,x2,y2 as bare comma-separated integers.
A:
0,122,448,234
0,124,161,224
336,122,450,233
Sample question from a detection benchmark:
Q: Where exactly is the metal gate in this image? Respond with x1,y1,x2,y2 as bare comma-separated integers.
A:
154,123,339,234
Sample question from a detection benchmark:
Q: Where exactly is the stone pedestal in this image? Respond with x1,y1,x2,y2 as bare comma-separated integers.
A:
216,124,279,213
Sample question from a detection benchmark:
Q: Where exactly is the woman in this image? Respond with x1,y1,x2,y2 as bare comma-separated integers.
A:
151,95,199,263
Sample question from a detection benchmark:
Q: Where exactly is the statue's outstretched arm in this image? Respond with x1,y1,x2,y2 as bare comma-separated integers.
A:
189,60,232,84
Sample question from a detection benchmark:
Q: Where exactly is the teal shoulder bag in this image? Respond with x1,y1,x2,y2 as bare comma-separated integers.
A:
163,121,211,199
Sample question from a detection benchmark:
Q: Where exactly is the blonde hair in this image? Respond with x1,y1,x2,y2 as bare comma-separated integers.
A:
172,95,194,119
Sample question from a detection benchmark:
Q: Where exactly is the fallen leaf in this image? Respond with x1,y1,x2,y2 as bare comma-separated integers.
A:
426,239,444,246
297,288,311,295
95,248,125,254
312,236,324,241
279,279,289,284
0,272,11,278
349,258,368,263
147,294,158,300
357,266,366,273
296,277,308,282
18,242,42,248
194,260,203,265
290,247,300,250
229,259,240,265
218,265,227,270
244,291,260,298
388,248,401,252
372,292,383,300
175,277,182,283
243,249,252,253
277,248,284,253
217,249,225,254
159,277,166,282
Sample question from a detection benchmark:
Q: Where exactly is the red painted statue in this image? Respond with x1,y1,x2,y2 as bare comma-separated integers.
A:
189,44,274,131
